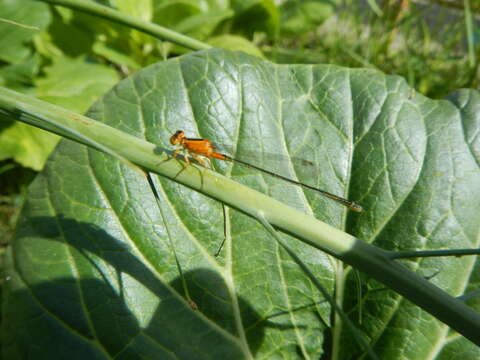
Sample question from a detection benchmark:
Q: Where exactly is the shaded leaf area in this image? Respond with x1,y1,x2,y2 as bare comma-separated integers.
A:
4,49,480,359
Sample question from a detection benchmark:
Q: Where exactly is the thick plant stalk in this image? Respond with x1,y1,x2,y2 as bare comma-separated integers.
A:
37,0,211,50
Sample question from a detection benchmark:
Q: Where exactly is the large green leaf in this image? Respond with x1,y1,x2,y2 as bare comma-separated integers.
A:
3,49,480,359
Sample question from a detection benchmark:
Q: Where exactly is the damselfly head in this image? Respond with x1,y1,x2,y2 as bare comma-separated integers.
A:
170,130,185,145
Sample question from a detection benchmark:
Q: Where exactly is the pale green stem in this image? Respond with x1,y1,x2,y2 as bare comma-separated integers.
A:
391,248,480,259
37,0,211,51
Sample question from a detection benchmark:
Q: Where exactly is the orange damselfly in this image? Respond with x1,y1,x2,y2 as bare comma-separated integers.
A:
169,130,363,212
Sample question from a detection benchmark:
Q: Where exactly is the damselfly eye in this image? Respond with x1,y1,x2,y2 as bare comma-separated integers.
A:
170,130,185,145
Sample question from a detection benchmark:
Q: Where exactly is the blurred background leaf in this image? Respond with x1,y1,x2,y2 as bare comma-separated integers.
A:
0,119,58,171
279,0,338,36
35,56,119,113
0,0,50,63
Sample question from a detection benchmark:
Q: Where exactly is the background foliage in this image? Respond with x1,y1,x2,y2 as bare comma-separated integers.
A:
1,0,479,358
